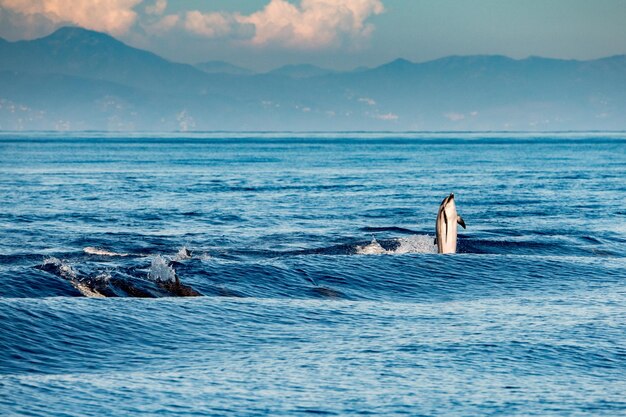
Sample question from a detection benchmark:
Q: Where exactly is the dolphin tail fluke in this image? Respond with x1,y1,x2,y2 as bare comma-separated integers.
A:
457,216,466,229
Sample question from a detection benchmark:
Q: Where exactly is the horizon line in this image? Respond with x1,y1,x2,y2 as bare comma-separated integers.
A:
2,129,626,135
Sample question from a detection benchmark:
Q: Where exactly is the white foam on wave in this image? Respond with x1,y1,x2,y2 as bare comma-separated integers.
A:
173,246,192,261
392,235,438,254
83,247,128,257
148,255,176,283
42,256,61,267
355,238,387,255
43,256,78,279
355,235,437,255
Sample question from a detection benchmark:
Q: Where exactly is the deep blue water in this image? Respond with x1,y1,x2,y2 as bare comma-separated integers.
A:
1,133,625,416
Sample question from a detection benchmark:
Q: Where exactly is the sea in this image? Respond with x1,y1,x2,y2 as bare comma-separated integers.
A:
0,132,625,416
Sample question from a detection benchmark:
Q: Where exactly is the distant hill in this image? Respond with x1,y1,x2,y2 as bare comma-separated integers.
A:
0,26,209,94
1,27,625,131
195,60,253,75
267,64,335,79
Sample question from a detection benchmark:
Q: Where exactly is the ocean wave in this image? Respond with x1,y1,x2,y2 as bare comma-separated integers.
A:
32,250,202,298
83,247,128,257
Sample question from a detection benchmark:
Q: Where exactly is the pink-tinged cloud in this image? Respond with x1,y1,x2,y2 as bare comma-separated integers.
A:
183,0,385,49
242,0,385,48
0,0,141,35
184,11,240,39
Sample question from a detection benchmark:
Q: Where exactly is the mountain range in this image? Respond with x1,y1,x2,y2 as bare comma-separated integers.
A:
1,26,625,131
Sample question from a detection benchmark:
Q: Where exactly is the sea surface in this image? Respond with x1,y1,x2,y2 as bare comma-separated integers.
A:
1,132,625,416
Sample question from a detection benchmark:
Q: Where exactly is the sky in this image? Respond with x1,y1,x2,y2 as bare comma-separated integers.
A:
0,0,625,71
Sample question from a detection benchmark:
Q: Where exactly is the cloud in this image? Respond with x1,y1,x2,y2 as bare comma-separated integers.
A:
182,0,385,49
184,10,253,40
242,0,385,48
0,0,142,35
142,13,179,36
144,0,165,16
138,0,179,36
0,0,385,50
0,6,58,40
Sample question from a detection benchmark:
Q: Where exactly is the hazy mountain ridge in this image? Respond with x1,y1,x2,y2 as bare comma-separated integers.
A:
1,27,625,131
195,61,253,75
267,64,336,79
0,27,209,94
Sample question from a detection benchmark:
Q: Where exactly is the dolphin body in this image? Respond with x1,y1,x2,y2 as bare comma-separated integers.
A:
36,255,202,298
435,193,466,254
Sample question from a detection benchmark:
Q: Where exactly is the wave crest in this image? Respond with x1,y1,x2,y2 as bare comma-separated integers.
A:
84,247,128,257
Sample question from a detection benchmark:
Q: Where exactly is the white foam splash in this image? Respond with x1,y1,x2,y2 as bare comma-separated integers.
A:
173,246,192,261
355,237,387,255
84,247,128,257
392,235,438,254
42,256,61,266
43,256,78,279
355,235,437,255
148,255,176,283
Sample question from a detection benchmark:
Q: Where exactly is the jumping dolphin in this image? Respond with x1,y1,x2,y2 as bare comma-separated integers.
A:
435,193,466,254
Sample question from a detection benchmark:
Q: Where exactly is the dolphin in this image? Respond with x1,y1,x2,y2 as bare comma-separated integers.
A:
36,256,202,297
435,193,466,254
